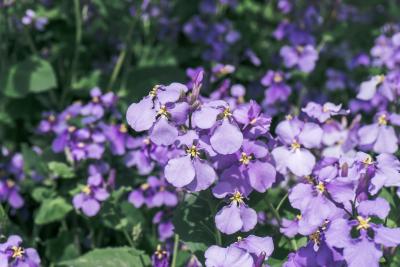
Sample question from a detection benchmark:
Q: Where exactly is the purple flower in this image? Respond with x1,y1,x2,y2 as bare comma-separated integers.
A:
214,191,257,234
280,45,318,73
205,245,253,267
128,176,178,208
261,70,292,105
0,235,41,267
153,211,174,241
0,180,24,209
80,87,117,122
272,117,322,176
73,173,110,217
326,69,346,91
193,101,243,154
357,112,398,153
325,198,400,267
152,245,170,267
164,132,217,191
126,83,188,146
302,102,346,123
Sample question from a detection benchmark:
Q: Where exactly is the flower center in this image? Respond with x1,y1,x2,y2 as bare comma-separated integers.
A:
158,105,169,117
239,152,252,165
48,114,56,122
315,182,325,193
82,185,91,195
296,45,304,53
236,236,243,242
11,246,24,258
186,145,200,158
77,142,85,148
356,216,371,230
291,140,301,151
230,191,244,206
154,245,168,260
377,74,385,84
68,126,76,133
296,214,302,221
92,96,100,103
362,154,373,165
119,124,128,133
149,85,160,98
285,114,293,120
140,183,150,190
223,107,232,118
273,73,283,83
378,114,387,126
309,230,321,245
6,179,15,188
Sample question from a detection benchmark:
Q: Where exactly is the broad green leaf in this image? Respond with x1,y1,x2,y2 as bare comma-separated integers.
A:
172,192,216,263
48,161,75,179
46,231,80,263
3,56,57,98
35,197,73,225
32,187,57,203
57,247,151,267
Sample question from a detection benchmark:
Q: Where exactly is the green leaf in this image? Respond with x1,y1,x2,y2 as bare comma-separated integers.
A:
172,192,216,263
35,197,73,225
3,56,57,98
32,187,57,202
57,247,151,267
46,231,80,263
48,161,75,179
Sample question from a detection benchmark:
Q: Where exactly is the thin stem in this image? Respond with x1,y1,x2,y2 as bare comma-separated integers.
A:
276,192,288,212
70,0,82,86
107,17,136,91
171,234,180,267
123,229,135,247
23,26,37,55
267,201,281,226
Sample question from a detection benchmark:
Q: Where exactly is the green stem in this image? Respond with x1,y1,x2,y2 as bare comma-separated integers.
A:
107,17,136,91
267,201,281,225
123,229,135,247
276,192,288,212
171,234,180,267
23,26,37,55
70,0,82,86
290,239,298,251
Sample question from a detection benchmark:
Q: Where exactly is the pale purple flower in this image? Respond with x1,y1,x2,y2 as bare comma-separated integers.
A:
261,70,292,105
302,102,346,123
272,117,322,176
0,235,41,267
280,45,318,73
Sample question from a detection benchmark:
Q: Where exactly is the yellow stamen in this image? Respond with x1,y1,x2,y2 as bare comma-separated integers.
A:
82,185,91,195
68,126,76,133
230,191,244,205
291,140,301,151
77,142,85,148
237,236,243,242
250,118,258,125
285,114,293,121
149,85,160,98
363,154,373,165
296,214,302,221
154,244,167,260
6,179,15,188
48,114,56,122
356,216,371,230
158,105,169,117
186,145,200,158
239,152,252,165
92,96,100,103
378,114,387,126
143,137,151,145
119,124,128,133
11,246,24,258
315,182,325,193
223,107,232,118
140,183,150,190
296,46,304,53
377,74,385,84
273,73,283,83
309,230,321,245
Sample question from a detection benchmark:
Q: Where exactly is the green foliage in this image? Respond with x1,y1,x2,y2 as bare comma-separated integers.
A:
3,56,57,98
48,162,75,179
35,197,73,225
57,247,151,267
